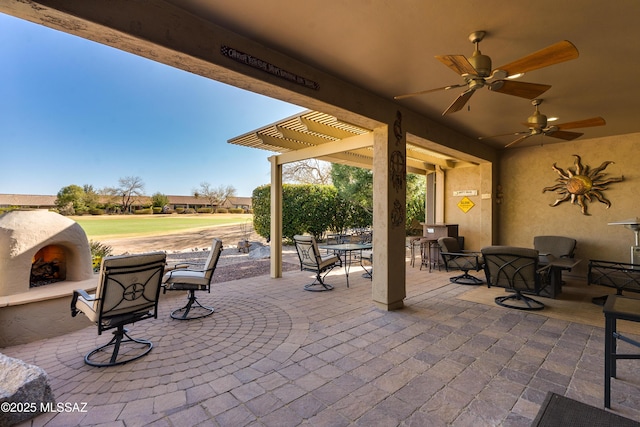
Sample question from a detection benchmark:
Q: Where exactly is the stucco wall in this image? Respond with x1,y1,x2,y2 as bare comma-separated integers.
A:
497,132,639,277
443,166,487,251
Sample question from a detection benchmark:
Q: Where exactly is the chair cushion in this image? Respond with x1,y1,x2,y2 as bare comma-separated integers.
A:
163,269,209,287
319,255,340,270
534,236,576,259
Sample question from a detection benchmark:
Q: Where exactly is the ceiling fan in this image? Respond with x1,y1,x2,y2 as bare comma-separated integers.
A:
478,99,606,148
394,31,579,115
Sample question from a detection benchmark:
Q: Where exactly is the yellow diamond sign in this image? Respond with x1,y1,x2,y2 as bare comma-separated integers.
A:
457,196,475,213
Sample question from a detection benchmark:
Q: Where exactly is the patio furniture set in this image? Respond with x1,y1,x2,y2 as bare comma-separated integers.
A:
66,231,640,412
71,239,224,367
293,233,372,292
411,234,579,310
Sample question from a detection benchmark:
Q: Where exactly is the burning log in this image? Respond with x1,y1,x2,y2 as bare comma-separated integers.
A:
30,258,61,287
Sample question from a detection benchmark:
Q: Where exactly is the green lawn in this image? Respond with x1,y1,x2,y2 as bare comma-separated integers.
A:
72,214,253,239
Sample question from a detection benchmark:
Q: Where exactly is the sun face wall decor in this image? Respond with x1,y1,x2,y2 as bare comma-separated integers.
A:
542,154,624,215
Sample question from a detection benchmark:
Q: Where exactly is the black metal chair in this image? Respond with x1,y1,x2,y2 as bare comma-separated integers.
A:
293,235,341,291
603,295,640,409
162,238,223,320
588,259,640,305
71,252,166,367
481,246,551,310
437,237,484,285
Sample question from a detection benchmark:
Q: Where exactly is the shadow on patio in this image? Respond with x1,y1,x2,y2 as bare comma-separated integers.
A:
4,257,640,426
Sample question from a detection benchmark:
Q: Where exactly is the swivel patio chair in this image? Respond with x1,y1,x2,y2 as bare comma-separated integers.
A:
71,252,166,367
481,246,552,310
163,238,223,320
437,237,484,285
293,235,341,291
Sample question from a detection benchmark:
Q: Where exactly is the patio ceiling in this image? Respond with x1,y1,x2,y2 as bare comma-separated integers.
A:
228,110,478,175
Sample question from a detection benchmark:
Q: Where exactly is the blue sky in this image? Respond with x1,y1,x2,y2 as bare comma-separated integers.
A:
0,13,305,197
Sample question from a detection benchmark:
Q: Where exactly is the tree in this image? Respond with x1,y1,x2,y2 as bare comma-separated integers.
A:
194,182,236,210
116,176,145,213
331,164,372,206
151,192,170,208
83,184,100,212
283,159,332,185
406,173,426,233
55,184,87,215
331,164,426,234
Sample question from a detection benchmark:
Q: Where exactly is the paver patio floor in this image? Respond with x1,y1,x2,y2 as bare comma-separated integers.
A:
4,259,640,426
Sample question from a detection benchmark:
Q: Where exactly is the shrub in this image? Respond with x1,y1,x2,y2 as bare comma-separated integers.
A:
152,207,162,214
253,184,342,241
90,208,105,215
181,208,196,214
197,207,213,214
90,240,113,272
134,208,152,214
228,208,245,214
215,208,229,213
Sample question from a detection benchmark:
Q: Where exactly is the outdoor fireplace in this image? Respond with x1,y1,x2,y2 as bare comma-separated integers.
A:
0,210,93,297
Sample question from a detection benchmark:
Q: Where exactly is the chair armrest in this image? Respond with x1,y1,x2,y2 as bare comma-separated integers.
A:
441,251,479,258
165,262,200,271
71,289,95,317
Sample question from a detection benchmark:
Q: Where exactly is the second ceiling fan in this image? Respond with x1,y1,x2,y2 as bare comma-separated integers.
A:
394,31,579,115
479,99,606,148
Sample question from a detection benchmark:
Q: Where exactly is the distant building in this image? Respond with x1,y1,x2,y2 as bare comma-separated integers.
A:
0,194,57,209
221,196,252,211
0,194,252,213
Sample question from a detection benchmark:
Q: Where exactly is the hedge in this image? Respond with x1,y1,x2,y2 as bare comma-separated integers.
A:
252,184,369,241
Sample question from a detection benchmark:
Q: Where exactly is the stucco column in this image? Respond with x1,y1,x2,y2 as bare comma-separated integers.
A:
372,113,406,310
269,156,283,278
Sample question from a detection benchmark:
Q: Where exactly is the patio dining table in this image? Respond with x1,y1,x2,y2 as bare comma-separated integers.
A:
319,242,372,287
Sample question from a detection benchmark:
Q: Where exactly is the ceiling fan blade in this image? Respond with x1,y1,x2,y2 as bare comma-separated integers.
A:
489,80,551,99
442,90,475,115
547,130,584,140
556,117,606,130
435,54,478,76
394,83,466,100
505,134,533,148
478,130,529,140
495,40,579,76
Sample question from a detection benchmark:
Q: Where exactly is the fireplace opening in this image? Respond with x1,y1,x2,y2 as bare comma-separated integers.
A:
30,245,67,288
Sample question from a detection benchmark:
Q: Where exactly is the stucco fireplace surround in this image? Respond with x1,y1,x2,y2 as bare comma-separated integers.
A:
0,210,95,346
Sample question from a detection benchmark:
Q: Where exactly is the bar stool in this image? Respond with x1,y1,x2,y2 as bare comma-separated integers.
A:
419,239,441,272
603,295,640,408
409,237,426,268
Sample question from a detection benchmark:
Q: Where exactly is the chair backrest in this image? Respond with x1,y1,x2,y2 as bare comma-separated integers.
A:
533,236,576,259
93,252,166,323
481,246,540,292
293,235,321,271
438,236,461,253
202,238,223,282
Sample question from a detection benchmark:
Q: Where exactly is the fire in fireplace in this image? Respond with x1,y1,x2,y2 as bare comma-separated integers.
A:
30,245,67,287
